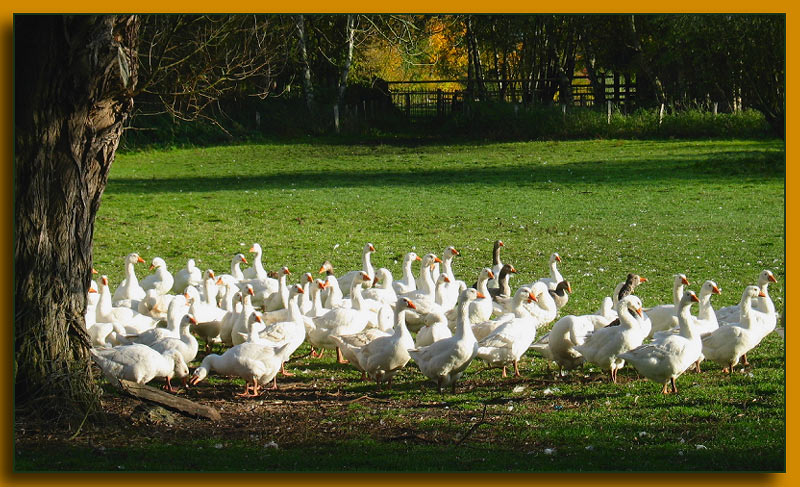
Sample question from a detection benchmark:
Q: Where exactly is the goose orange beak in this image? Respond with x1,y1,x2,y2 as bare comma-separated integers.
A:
415,255,422,261
319,280,328,289
216,277,224,285
137,256,145,264
498,241,504,247
91,268,98,274
691,293,700,303
528,292,537,302
149,264,155,270
769,274,778,283
318,265,327,274
444,275,451,283
189,316,197,324
713,286,721,295
452,248,460,255
101,276,108,285
510,266,518,273
758,291,767,298
88,287,97,293
307,274,314,282
681,276,690,286
248,287,255,296
249,246,256,253
487,270,495,279
635,307,643,318
639,277,648,283
476,292,486,299
284,268,291,275
555,254,561,262
405,299,417,310
241,256,248,264
434,257,443,264
369,244,375,252
567,283,573,293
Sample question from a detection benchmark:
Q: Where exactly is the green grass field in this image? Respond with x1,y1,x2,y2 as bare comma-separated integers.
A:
16,137,785,472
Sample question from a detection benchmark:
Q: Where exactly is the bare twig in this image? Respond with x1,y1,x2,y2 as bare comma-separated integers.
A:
455,403,489,446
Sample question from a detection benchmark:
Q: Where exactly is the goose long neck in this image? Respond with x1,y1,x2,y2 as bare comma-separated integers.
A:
288,294,302,322
455,300,476,341
739,294,755,328
402,258,415,282
254,249,265,273
394,308,411,340
310,287,324,314
420,264,435,295
757,283,775,314
677,303,697,340
350,280,365,310
492,245,502,266
362,250,373,275
442,255,455,279
477,276,490,296
697,291,715,321
673,281,685,307
125,260,138,284
500,272,511,296
618,307,639,330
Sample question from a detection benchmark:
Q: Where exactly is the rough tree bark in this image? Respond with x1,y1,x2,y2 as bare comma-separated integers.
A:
337,14,356,109
295,15,315,112
14,15,139,423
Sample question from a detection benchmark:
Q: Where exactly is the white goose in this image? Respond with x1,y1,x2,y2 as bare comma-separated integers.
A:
573,295,647,383
532,311,597,374
653,280,722,341
438,246,466,305
362,268,398,306
343,297,417,389
401,254,446,332
645,274,691,337
124,295,189,346
414,310,452,348
96,276,157,334
475,286,536,342
392,252,421,295
620,291,702,394
189,341,289,396
137,288,173,321
263,266,292,312
446,267,494,331
140,257,174,297
308,272,373,362
149,314,200,368
434,274,459,312
702,286,768,373
476,289,538,377
715,270,777,324
111,252,147,307
408,288,483,394
91,343,189,392
251,285,307,376
171,258,202,294
338,243,376,296
219,253,248,293
521,281,559,329
242,243,268,280
537,252,564,291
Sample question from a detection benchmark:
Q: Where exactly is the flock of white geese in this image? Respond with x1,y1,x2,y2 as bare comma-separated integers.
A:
87,240,780,397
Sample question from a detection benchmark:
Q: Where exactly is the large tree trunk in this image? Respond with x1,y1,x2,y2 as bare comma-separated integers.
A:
337,15,356,109
14,15,138,424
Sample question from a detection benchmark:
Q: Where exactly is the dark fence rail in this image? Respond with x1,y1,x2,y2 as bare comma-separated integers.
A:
387,74,636,121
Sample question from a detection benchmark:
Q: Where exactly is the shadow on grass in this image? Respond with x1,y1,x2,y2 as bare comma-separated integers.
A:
107,151,784,195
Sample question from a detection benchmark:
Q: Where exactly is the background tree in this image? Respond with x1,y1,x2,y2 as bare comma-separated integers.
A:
14,15,139,423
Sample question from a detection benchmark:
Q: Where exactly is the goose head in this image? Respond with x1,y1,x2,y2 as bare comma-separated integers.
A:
617,295,644,319
551,252,562,264
555,280,572,294
365,243,376,253
675,274,690,287
458,287,485,306
397,297,417,311
373,268,393,286
499,263,518,279
303,272,314,283
203,269,216,280
183,286,200,303
234,253,248,265
149,257,167,271
315,279,328,291
681,290,700,307
169,351,190,380
444,246,460,259
249,243,262,254
405,252,422,264
477,267,495,283
318,260,334,275
126,252,145,265
700,280,722,297
759,269,778,285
